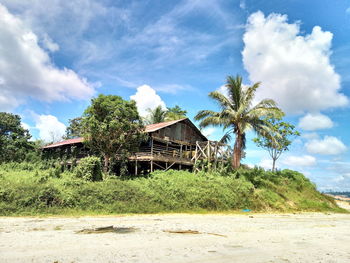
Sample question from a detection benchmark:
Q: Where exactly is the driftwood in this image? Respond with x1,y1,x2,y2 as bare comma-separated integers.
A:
163,229,227,237
76,226,137,234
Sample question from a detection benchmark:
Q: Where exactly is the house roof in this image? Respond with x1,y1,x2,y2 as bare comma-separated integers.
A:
42,118,206,149
144,118,186,132
42,137,83,149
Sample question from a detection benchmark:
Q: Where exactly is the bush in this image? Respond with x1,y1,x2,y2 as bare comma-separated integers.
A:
74,156,103,181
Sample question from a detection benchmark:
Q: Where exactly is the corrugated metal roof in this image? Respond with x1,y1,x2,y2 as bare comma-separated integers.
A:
42,118,205,149
144,118,186,132
42,137,83,149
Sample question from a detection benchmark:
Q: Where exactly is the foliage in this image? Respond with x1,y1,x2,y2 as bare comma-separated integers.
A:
253,117,300,171
195,75,283,169
64,117,83,139
0,112,34,163
165,105,187,121
82,94,146,173
145,105,168,124
0,163,344,215
145,105,187,124
74,156,103,181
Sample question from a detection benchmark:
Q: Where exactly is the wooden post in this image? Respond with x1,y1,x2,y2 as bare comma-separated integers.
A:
135,160,138,176
151,137,154,173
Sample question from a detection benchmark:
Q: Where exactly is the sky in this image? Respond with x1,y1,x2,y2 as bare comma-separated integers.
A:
1,0,350,191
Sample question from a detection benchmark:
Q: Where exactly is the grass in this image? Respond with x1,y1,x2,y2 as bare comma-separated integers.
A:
0,162,346,216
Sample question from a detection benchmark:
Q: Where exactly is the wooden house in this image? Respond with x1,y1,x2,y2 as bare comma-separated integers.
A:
42,118,231,174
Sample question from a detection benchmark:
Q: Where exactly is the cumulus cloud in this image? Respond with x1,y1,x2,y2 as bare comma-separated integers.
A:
306,136,347,155
242,11,348,114
130,85,166,117
21,122,31,131
41,34,59,52
282,155,316,167
35,115,66,143
298,113,333,131
202,127,216,138
0,4,95,111
301,132,319,140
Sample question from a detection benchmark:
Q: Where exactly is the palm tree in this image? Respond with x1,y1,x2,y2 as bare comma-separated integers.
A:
165,105,187,121
145,105,168,124
195,75,283,169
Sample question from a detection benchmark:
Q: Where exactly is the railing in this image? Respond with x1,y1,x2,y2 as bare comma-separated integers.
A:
134,144,195,160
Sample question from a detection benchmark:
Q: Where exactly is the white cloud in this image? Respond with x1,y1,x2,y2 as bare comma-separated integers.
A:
41,34,59,52
21,122,31,131
282,155,316,167
298,113,333,131
130,85,166,117
239,0,246,10
202,127,216,138
301,132,319,140
242,11,348,114
35,115,66,143
0,4,95,111
306,136,347,155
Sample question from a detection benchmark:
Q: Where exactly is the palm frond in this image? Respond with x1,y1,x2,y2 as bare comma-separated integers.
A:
243,81,261,108
208,91,233,110
226,75,242,111
194,110,219,121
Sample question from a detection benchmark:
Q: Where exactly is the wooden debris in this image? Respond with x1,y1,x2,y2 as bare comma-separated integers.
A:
163,229,227,237
76,226,137,234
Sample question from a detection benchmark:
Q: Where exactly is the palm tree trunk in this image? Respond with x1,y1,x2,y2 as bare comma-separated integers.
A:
232,133,243,169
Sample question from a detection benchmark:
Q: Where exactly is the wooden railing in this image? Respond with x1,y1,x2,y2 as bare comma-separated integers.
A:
134,144,195,160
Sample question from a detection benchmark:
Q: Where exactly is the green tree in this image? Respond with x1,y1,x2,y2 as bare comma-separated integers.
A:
0,112,34,162
82,94,146,173
64,117,83,139
165,105,187,121
253,117,300,171
195,75,283,169
145,105,168,124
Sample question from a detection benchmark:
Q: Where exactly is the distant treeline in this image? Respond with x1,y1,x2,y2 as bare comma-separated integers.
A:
327,192,350,198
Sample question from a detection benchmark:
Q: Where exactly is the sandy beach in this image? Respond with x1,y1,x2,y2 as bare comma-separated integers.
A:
1,213,350,263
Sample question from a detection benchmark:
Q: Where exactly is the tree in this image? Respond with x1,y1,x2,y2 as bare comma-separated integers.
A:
82,95,145,173
195,75,283,169
253,117,300,171
64,117,83,139
165,105,187,121
145,105,168,124
0,112,34,163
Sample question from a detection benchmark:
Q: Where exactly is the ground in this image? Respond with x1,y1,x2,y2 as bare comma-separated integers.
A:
1,213,350,263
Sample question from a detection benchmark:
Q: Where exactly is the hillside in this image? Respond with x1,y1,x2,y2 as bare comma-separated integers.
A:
0,162,345,215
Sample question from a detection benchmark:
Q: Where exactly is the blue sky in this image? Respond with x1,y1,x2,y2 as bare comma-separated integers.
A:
1,0,350,191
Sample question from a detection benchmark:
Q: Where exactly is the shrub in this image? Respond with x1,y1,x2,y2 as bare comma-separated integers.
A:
74,156,103,181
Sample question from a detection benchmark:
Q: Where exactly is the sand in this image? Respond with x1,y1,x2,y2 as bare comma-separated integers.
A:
1,213,350,263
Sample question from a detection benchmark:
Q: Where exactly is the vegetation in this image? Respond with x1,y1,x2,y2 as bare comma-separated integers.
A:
146,105,168,124
195,75,283,169
82,94,146,173
64,117,83,139
166,105,187,121
0,112,34,163
145,105,187,124
253,116,300,171
0,79,341,216
74,156,103,181
0,163,343,216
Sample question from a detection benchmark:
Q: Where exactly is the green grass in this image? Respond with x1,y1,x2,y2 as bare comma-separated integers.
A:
0,162,345,216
